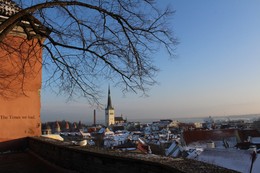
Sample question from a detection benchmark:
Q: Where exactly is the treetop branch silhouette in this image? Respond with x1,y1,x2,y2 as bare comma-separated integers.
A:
0,0,177,105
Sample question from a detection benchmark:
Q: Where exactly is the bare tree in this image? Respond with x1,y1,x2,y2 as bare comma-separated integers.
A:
0,0,177,104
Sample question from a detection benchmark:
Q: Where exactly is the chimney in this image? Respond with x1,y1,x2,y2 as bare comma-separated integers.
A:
93,109,96,126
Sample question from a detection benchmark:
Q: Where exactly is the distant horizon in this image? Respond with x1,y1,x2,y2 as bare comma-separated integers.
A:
41,113,260,124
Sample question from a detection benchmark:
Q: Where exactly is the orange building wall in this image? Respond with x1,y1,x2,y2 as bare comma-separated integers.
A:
0,34,42,142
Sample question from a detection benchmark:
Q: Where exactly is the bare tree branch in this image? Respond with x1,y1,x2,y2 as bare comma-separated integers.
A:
0,0,178,105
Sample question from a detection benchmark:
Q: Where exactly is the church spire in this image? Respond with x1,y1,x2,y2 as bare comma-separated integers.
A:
105,85,115,126
106,86,113,109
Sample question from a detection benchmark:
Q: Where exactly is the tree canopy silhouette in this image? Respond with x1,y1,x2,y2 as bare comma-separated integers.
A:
0,0,177,104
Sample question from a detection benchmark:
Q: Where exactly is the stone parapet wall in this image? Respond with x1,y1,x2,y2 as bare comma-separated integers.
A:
28,137,238,173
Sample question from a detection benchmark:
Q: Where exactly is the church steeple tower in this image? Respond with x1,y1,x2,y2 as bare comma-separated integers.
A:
105,86,115,126
106,86,113,109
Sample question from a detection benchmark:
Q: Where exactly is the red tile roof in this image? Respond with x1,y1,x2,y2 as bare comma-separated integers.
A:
183,129,260,145
237,130,260,142
183,129,239,145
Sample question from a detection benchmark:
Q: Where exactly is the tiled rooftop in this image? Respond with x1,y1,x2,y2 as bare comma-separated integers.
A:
183,129,260,145
0,0,20,16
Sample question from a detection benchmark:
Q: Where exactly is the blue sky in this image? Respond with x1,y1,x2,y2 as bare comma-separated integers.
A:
41,0,260,123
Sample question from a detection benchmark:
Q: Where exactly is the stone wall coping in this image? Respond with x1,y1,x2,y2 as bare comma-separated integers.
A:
28,137,238,173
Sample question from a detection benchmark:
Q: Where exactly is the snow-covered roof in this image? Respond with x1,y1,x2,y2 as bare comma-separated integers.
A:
0,0,49,38
0,0,20,17
252,154,260,173
196,148,253,173
250,137,260,144
98,127,105,134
